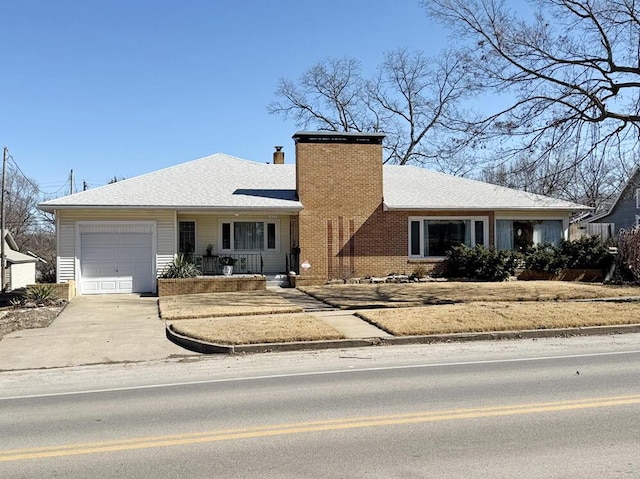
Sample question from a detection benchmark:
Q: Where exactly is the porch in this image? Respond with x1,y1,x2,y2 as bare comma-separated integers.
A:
177,213,299,276
192,253,299,276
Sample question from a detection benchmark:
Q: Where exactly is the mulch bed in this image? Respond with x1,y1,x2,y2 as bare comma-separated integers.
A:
0,306,64,340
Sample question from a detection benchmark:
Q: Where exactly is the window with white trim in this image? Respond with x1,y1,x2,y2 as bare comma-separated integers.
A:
408,217,487,258
496,219,563,251
636,188,640,208
220,221,278,251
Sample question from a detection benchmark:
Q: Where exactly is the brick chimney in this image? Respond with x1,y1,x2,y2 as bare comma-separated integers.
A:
273,146,285,164
292,131,385,283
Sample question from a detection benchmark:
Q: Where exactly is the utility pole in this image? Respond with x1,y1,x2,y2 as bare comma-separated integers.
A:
1,147,7,292
70,169,74,195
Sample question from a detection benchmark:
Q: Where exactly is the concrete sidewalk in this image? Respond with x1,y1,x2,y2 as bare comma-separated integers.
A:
0,295,196,371
268,287,392,339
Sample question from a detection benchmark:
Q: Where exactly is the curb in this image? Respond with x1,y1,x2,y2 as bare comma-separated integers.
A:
379,324,640,345
166,323,640,355
166,324,382,354
166,325,235,354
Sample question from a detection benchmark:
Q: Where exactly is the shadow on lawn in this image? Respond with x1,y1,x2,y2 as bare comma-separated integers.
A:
302,284,458,309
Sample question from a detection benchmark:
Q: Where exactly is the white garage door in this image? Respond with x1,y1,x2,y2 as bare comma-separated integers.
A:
80,227,154,294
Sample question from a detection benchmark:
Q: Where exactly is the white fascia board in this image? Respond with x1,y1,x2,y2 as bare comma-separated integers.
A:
384,205,590,212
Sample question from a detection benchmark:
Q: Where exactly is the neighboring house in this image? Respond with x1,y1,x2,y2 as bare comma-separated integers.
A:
38,131,588,295
2,230,37,291
583,165,640,235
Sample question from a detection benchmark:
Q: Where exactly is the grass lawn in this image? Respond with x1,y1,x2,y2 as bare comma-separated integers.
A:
356,301,640,336
299,282,640,309
160,282,640,346
169,314,345,345
159,290,302,320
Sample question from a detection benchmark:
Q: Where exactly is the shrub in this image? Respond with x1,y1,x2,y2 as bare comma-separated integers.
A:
618,226,640,282
524,236,613,273
445,245,521,281
523,243,566,273
331,264,355,283
412,265,428,279
559,236,613,270
12,283,61,306
160,254,201,278
37,264,57,284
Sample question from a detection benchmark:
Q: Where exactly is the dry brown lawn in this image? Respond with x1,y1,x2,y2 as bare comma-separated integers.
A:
300,282,640,309
357,301,640,336
160,282,640,346
159,291,302,320
170,313,345,345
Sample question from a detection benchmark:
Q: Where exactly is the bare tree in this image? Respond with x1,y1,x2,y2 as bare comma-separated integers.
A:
3,169,43,247
268,57,376,133
108,175,126,184
2,166,56,281
426,0,640,170
268,49,475,172
368,49,475,173
618,225,640,281
481,142,631,210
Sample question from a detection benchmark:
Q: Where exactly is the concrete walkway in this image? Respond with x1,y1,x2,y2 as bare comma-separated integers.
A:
268,287,392,339
268,287,337,311
0,295,196,371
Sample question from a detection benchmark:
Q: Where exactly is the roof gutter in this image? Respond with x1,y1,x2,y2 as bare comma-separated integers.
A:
383,203,591,212
38,204,304,213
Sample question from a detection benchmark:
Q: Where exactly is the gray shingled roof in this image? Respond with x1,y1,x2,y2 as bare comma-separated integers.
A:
39,153,588,212
39,153,302,212
2,230,37,263
383,165,587,211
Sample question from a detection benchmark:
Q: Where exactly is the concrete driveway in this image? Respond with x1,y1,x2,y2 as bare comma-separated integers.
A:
0,295,197,371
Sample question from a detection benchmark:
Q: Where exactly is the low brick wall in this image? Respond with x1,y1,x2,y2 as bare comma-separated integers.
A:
28,281,76,301
288,275,327,287
158,275,266,296
517,269,604,282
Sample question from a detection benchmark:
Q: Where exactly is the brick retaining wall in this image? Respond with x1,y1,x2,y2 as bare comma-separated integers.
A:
28,281,76,301
157,276,266,296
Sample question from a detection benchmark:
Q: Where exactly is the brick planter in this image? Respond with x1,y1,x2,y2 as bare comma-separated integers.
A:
158,275,266,296
288,274,327,287
517,269,604,282
28,281,76,301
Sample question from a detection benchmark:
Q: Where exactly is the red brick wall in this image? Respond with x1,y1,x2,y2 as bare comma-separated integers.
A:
345,208,495,278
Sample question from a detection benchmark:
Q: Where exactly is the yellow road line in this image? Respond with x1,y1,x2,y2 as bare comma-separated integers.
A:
2,394,639,462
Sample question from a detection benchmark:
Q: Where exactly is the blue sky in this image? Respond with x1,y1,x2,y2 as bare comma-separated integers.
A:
1,0,451,196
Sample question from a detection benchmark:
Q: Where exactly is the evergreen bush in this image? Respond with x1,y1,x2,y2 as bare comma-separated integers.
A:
445,245,521,281
524,236,612,273
523,243,566,273
559,236,612,270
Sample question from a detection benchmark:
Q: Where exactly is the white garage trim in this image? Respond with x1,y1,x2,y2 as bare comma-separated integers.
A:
76,221,157,295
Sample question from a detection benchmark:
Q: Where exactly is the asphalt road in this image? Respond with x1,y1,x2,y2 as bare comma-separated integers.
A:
1,335,640,478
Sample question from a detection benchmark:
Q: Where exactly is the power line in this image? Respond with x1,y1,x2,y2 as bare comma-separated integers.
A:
3,152,71,197
6,154,42,193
